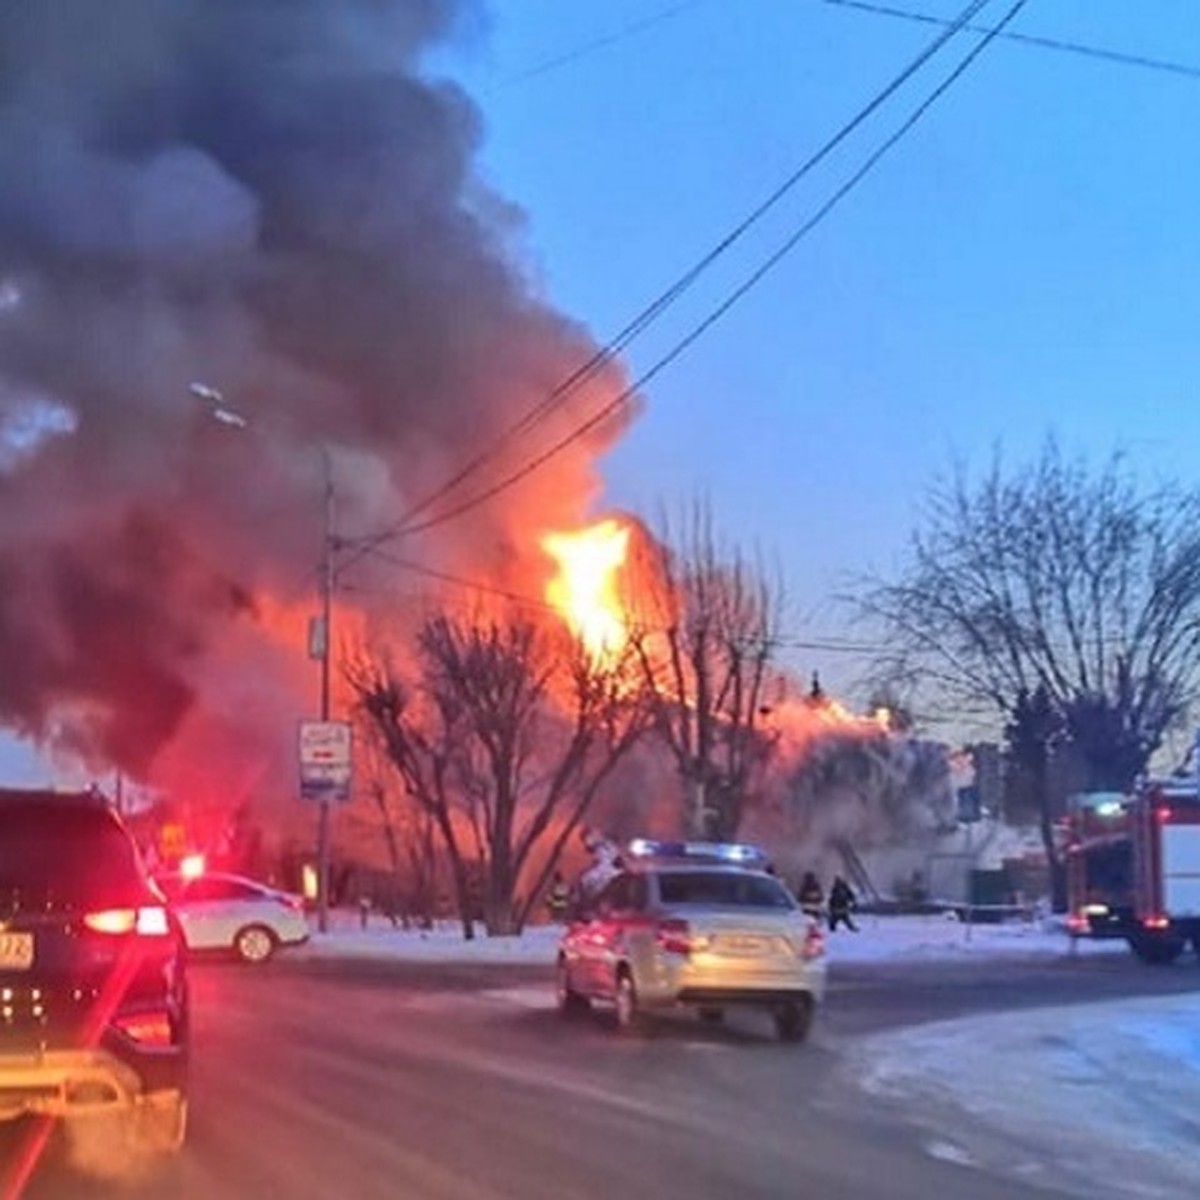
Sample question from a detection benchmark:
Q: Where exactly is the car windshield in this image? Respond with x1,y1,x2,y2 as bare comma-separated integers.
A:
0,802,140,903
658,871,796,910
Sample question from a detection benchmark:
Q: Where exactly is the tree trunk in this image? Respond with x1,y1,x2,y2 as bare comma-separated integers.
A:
686,774,708,839
1036,767,1067,913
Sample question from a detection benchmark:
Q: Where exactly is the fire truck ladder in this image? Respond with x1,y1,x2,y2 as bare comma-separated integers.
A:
834,840,883,907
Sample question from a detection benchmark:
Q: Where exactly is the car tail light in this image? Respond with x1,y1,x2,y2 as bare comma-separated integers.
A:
801,922,825,961
84,906,171,937
1066,913,1089,935
655,918,692,956
1143,914,1171,931
112,1010,174,1047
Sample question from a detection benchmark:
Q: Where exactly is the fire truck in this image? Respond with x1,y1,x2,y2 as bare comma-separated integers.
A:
1066,780,1200,963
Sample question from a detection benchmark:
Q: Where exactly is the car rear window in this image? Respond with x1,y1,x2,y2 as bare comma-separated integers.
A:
0,801,142,903
658,871,796,909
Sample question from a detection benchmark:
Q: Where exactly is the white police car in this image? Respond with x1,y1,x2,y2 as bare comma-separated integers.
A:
556,840,826,1041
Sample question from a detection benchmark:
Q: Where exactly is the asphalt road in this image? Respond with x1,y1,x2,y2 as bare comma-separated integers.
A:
7,951,1200,1200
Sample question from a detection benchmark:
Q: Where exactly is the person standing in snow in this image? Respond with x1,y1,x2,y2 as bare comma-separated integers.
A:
798,871,824,921
828,875,859,932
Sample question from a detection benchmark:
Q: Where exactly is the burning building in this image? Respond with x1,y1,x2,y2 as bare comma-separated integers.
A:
0,2,940,890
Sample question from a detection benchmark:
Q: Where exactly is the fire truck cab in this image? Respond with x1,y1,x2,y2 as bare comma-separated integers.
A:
1066,781,1200,964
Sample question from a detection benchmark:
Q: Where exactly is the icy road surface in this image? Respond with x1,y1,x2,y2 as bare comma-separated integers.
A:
858,991,1200,1200
8,946,1200,1199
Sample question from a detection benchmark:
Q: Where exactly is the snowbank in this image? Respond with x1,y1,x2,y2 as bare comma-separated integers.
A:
296,911,1121,967
857,993,1200,1199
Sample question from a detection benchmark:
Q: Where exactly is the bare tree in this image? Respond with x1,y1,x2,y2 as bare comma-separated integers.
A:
629,504,782,840
350,613,647,937
860,443,1200,838
350,728,439,928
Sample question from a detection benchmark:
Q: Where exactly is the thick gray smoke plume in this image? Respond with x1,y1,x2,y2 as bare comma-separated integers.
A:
0,1,628,791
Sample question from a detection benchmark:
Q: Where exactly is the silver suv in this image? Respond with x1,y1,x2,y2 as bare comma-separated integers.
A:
556,843,826,1042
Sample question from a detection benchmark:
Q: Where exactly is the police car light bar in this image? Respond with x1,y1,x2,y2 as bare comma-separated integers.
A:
627,838,768,866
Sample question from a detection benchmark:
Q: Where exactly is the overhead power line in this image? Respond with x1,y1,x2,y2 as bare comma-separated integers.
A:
341,0,994,568
389,0,1030,539
821,0,1200,81
360,544,891,655
490,1,708,92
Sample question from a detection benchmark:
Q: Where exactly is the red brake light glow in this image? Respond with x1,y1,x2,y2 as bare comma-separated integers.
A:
84,906,171,937
1143,914,1171,931
802,922,826,960
655,918,692,956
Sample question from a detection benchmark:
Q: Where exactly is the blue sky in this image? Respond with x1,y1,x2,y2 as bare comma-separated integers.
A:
433,0,1200,694
5,1,1200,783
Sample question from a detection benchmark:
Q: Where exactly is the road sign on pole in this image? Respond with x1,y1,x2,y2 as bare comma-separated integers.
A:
299,720,352,804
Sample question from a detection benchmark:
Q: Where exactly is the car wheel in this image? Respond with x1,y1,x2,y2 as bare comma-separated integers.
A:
697,1006,725,1025
131,1089,189,1155
613,967,644,1034
774,996,814,1044
234,924,276,964
556,957,590,1018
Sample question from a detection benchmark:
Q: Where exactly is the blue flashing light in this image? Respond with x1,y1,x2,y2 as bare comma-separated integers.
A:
626,838,768,867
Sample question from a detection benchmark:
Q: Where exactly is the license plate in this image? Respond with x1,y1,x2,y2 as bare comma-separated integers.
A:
717,935,769,956
0,932,34,970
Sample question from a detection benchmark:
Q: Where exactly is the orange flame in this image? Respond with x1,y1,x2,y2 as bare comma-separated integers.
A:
541,518,630,662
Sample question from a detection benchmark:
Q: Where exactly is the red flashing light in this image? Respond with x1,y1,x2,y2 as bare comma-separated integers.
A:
1143,915,1171,931
655,918,692,956
179,853,206,880
1156,806,1173,823
112,1010,174,1048
84,906,171,937
1066,914,1089,935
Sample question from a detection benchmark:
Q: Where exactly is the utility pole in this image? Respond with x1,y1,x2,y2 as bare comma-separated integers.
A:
317,446,335,934
190,383,343,931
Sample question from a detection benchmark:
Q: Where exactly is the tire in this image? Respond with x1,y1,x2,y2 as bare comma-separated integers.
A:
613,967,644,1034
555,957,590,1019
1129,935,1185,966
697,1006,725,1025
234,924,277,964
774,995,815,1044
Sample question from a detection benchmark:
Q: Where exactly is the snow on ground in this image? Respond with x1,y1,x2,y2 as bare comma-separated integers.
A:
297,910,1124,967
856,992,1200,1200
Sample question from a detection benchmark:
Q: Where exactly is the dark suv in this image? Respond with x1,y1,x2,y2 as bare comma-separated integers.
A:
0,789,189,1155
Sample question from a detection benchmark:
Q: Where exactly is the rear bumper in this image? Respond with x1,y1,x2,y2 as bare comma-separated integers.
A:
0,1046,182,1121
638,956,827,1008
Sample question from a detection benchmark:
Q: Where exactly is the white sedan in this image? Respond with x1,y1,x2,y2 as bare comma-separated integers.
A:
159,872,309,963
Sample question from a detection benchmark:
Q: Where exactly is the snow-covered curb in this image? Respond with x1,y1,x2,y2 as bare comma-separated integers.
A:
294,912,1125,967
856,993,1200,1199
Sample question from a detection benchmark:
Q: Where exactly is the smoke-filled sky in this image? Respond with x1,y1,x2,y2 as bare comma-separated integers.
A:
0,0,629,791
5,1,1200,785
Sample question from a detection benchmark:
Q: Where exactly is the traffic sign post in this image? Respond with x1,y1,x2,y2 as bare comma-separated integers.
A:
299,720,353,805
